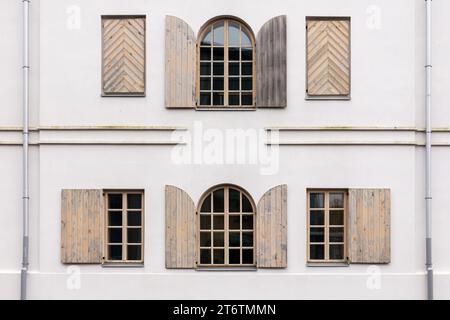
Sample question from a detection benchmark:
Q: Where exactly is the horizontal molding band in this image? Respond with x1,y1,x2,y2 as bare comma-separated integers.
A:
0,125,187,132
265,126,450,132
0,141,185,146
267,141,450,146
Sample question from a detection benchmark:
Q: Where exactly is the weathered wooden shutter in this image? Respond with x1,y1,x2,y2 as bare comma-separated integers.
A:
306,18,350,97
256,15,287,108
348,189,391,264
165,16,196,108
102,16,146,96
165,185,196,268
256,185,287,268
61,189,104,264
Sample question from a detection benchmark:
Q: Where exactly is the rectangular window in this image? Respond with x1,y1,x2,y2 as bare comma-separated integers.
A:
307,190,346,263
105,191,144,263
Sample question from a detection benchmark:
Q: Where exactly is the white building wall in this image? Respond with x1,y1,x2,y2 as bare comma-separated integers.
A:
0,0,449,299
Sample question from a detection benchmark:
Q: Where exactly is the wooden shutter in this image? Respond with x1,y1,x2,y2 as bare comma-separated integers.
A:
306,18,350,97
256,185,287,268
61,189,104,264
165,16,196,108
102,16,146,96
165,185,196,268
256,15,287,108
348,189,391,264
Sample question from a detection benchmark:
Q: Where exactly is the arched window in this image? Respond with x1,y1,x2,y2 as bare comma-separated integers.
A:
198,19,255,108
198,185,255,266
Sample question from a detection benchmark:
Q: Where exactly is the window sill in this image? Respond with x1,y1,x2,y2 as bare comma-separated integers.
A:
102,262,145,268
196,266,257,272
101,93,146,98
196,107,257,111
306,262,349,267
305,95,351,101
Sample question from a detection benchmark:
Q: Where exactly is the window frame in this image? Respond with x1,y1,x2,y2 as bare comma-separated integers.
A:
307,189,348,263
196,18,256,109
103,190,145,264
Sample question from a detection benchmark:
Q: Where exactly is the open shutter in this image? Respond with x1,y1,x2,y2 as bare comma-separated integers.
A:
165,185,196,268
165,16,196,108
348,189,391,264
256,185,287,268
61,189,104,264
102,16,146,96
256,15,287,108
306,18,350,97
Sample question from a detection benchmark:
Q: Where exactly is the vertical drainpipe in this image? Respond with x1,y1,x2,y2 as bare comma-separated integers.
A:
21,0,30,300
425,0,433,300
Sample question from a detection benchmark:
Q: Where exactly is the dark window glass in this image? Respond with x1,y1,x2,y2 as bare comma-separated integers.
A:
200,93,211,106
201,195,211,212
229,249,240,264
329,193,344,208
330,244,344,260
200,232,211,247
242,249,253,264
213,62,224,75
229,189,240,212
310,193,324,208
241,62,252,75
200,215,211,230
213,78,224,90
200,47,211,60
213,232,224,247
229,77,240,90
229,62,239,75
213,92,224,105
213,189,224,212
213,215,224,230
127,212,141,226
108,228,122,243
213,249,225,264
127,228,141,243
310,210,324,225
200,78,211,90
229,47,240,61
310,227,324,242
127,245,141,261
330,210,344,225
229,215,240,230
108,194,122,209
127,194,141,209
241,93,252,105
229,232,240,247
241,48,253,61
242,195,252,212
242,215,253,229
108,212,122,226
213,47,224,60
200,62,211,75
108,245,122,260
242,232,253,247
310,244,324,260
200,249,211,264
329,227,344,242
229,93,239,105
241,77,252,90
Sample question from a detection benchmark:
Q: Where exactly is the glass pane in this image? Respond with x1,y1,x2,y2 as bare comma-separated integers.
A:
229,93,239,106
127,228,141,243
241,77,252,90
200,195,212,212
200,62,211,75
241,93,252,106
242,62,252,75
213,249,225,264
242,249,253,264
310,210,324,225
213,189,224,212
108,194,122,209
229,249,240,264
200,93,211,106
229,215,240,230
213,77,224,90
200,77,211,90
241,48,253,61
213,62,224,75
330,244,344,260
108,245,122,260
127,194,141,209
329,227,344,242
213,215,224,230
213,232,224,247
310,227,324,242
213,47,224,60
229,188,240,212
127,211,141,226
242,29,252,46
229,47,240,61
200,232,211,247
229,78,239,90
200,47,211,60
242,195,253,212
201,28,212,46
310,193,324,208
200,215,211,230
242,215,253,229
229,62,239,75
330,210,344,225
127,245,141,261
108,228,122,243
229,22,240,46
310,244,324,260
200,249,211,264
242,232,253,247
330,193,344,208
213,92,224,106
213,22,224,46
229,232,240,247
108,211,122,226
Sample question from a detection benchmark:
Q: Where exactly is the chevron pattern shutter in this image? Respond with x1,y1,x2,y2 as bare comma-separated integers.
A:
306,18,350,97
102,16,146,96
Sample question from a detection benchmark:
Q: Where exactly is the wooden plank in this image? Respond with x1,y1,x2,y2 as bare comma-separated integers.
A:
256,185,287,268
256,15,287,108
165,16,196,108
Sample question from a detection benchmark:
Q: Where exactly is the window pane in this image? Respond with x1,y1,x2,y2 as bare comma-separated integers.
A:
229,215,240,230
229,249,240,264
213,249,225,264
229,22,240,46
330,244,344,260
200,47,211,60
213,77,224,90
329,193,344,208
229,62,239,76
200,93,211,106
229,188,240,212
241,48,253,61
200,195,211,212
213,22,224,46
108,194,122,209
108,211,122,226
108,245,122,260
213,47,224,61
127,211,141,226
213,62,224,75
329,227,344,242
242,195,253,212
200,62,211,75
242,62,252,75
310,210,324,225
201,29,212,46
229,77,240,91
200,77,211,90
213,232,224,247
229,232,240,247
200,215,211,230
241,77,252,90
127,194,141,209
229,47,240,61
241,93,252,105
213,189,224,212
242,215,253,229
310,227,324,242
200,249,211,264
242,29,252,47
213,92,224,106
200,232,211,247
242,232,253,247
242,249,253,264
213,215,224,230
127,245,141,261
229,93,239,106
310,193,324,208
310,244,324,260
127,228,141,243
330,210,344,225
108,228,122,243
